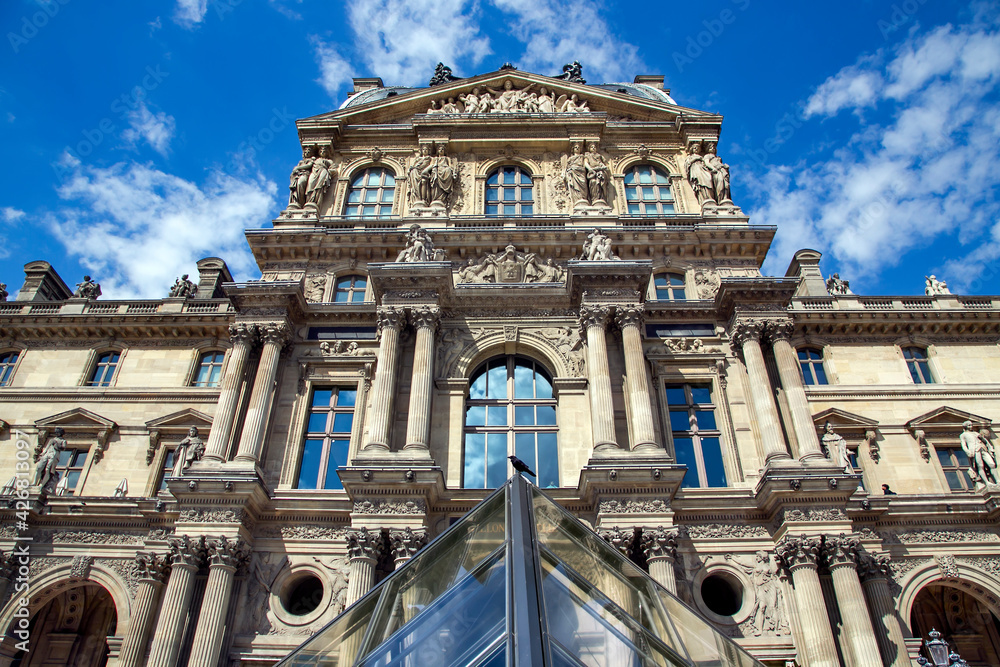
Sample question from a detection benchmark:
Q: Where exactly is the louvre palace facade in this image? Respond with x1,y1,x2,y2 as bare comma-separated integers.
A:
0,64,999,667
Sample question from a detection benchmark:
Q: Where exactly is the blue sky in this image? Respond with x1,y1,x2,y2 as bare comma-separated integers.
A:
1,0,997,298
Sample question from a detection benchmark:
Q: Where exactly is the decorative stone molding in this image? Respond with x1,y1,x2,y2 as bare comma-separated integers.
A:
865,429,880,462
778,507,847,523
685,524,769,539
34,408,117,465
409,305,441,331
352,498,426,515
258,525,347,540
34,530,144,545
639,528,678,561
346,528,383,562
889,557,931,585
136,552,171,583
614,305,644,330
774,536,823,572
375,306,406,335
69,555,94,579
389,527,428,562
960,556,1000,578
207,536,251,570
97,557,140,598
662,338,721,354
147,528,174,540
729,319,766,347
167,535,207,568
30,556,72,579
598,499,669,514
598,527,635,558
456,245,565,284
936,554,960,580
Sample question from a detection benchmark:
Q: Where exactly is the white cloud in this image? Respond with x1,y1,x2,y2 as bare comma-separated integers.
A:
345,0,492,86
121,98,176,157
49,158,277,298
311,37,354,98
490,0,642,82
2,207,25,224
173,0,208,28
750,20,1000,291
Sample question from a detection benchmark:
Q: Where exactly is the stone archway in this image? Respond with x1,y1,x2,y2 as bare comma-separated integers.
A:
11,583,117,667
910,583,1000,667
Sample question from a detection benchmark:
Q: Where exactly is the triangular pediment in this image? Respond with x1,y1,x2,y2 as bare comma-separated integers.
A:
299,70,719,127
812,408,879,430
907,406,993,432
145,409,214,431
36,408,117,432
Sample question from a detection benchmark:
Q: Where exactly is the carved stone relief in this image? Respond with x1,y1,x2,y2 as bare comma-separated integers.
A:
352,498,426,515
426,80,589,114
456,245,565,284
725,552,791,637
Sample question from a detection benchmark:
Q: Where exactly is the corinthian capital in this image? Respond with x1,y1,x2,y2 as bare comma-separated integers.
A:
229,323,259,346
346,527,384,562
579,305,612,332
260,322,292,347
821,534,861,569
168,535,207,568
389,527,428,562
614,304,645,330
774,536,822,573
135,552,171,583
207,535,251,569
410,305,441,331
598,527,635,559
639,528,678,561
729,319,766,347
765,319,795,343
857,552,892,582
376,307,406,335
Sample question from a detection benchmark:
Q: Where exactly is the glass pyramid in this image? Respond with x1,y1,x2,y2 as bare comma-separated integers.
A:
277,474,764,667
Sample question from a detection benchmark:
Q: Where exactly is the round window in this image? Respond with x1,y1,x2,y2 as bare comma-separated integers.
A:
701,573,743,617
280,575,324,616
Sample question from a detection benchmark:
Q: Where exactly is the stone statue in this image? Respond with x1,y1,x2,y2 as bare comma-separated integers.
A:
288,145,317,209
33,428,66,489
172,427,205,476
728,552,789,636
0,283,7,301
407,144,435,207
430,144,457,206
535,86,556,113
440,97,461,114
246,552,288,634
562,143,588,205
485,79,534,113
703,141,731,203
314,555,353,615
396,224,444,262
459,87,486,113
305,145,335,207
555,60,586,84
556,93,589,113
821,422,852,473
960,420,998,486
580,228,619,261
585,143,610,205
684,142,715,206
430,83,586,115
925,275,951,295
428,62,460,86
168,274,197,298
426,99,443,114
826,273,853,295
73,275,102,299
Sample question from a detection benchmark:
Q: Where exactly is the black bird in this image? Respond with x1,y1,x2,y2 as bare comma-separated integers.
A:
508,455,536,477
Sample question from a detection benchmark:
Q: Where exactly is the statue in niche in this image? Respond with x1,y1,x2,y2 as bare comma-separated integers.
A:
925,275,951,295
168,274,197,298
727,552,789,636
826,273,853,295
562,143,588,205
684,142,715,206
821,422,852,474
73,275,101,299
306,145,336,207
33,427,66,488
585,143,610,205
580,228,619,261
703,141,731,203
407,144,435,206
396,224,444,262
430,144,457,207
960,420,998,486
172,427,205,476
288,145,317,209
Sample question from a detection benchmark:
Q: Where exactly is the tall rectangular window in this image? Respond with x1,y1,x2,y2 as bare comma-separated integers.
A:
57,448,88,495
159,449,176,491
88,351,120,387
0,351,18,387
903,347,934,384
665,382,727,488
296,386,356,490
798,348,828,385
936,446,973,491
193,351,225,387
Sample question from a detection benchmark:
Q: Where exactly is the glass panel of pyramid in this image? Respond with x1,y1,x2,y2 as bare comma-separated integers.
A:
276,476,764,666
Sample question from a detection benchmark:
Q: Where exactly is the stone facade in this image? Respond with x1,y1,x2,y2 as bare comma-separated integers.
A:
1,68,999,666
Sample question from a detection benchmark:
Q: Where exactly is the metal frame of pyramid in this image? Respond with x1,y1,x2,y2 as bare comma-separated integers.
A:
277,474,764,666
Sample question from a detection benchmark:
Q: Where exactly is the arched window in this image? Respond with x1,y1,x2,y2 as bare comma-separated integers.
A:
87,351,121,387
0,350,19,387
653,273,686,300
624,164,674,215
333,275,367,302
486,166,533,216
797,348,828,385
193,350,225,387
344,167,395,218
464,356,557,489
903,347,934,384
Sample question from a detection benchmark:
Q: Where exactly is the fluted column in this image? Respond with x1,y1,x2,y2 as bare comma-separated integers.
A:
345,528,384,606
188,537,249,667
822,536,882,665
403,306,440,453
775,537,839,667
118,553,170,667
235,322,291,464
204,324,258,462
731,319,790,463
364,307,406,452
859,552,910,667
147,536,205,667
580,305,618,451
616,305,658,452
768,321,825,461
640,528,678,594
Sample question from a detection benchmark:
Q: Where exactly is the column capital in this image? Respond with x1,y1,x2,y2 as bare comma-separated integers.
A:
376,306,406,334
857,551,892,582
821,534,862,569
206,535,251,570
639,528,678,562
729,318,767,347
167,535,207,569
598,527,635,559
259,322,292,347
135,552,171,583
346,527,384,562
774,536,822,573
410,305,441,331
765,319,796,343
614,304,645,330
579,304,612,331
229,323,259,346
389,527,428,562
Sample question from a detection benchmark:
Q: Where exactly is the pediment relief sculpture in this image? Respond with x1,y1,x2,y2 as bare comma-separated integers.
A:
426,79,590,115
456,245,565,284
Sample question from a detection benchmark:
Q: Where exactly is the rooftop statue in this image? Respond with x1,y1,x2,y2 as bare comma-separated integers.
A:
684,141,715,207
703,141,732,204
305,145,336,208
169,274,198,298
826,273,853,296
554,60,586,84
0,282,7,301
73,275,102,299
428,62,461,87
925,275,951,295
